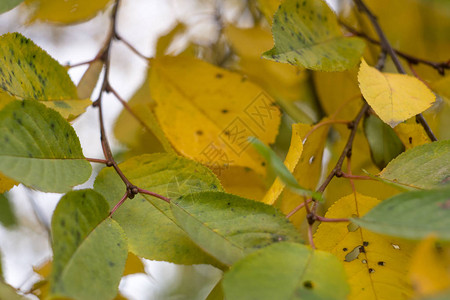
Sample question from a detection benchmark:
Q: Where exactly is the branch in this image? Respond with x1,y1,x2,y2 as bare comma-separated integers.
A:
340,22,450,75
91,0,169,214
353,0,437,142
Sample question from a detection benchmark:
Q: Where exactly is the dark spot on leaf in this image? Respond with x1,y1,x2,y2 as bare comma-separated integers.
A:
343,248,348,251
359,246,366,253
261,162,266,166
196,130,203,135
28,152,33,158
50,123,55,130
215,73,223,79
108,261,115,267
368,268,375,273
377,261,385,266
409,137,413,144
363,241,369,247
60,219,65,227
303,281,314,289
221,109,229,114
227,202,231,206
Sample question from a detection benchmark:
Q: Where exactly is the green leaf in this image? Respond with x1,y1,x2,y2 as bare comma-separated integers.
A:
0,280,26,300
50,189,127,300
0,193,16,228
0,0,24,14
352,188,450,241
222,242,350,300
94,153,223,266
250,137,322,201
363,114,405,169
379,140,450,189
263,0,365,71
0,100,91,192
0,33,77,100
171,191,303,266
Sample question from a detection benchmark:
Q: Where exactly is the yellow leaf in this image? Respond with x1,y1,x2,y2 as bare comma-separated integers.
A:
358,59,435,127
0,172,18,193
156,23,186,57
215,166,267,202
262,123,303,205
114,76,173,157
77,60,103,99
277,121,329,229
31,260,52,299
315,193,415,300
25,0,112,24
409,236,450,297
123,253,145,276
226,25,319,123
256,0,281,24
150,56,281,174
393,121,431,150
430,75,450,104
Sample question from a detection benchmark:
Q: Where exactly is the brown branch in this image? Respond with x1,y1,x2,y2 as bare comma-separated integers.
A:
92,0,170,215
353,0,437,142
114,33,150,61
340,22,450,75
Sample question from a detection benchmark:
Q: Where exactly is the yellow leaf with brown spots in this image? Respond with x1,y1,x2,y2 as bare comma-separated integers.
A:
315,193,415,300
150,56,281,174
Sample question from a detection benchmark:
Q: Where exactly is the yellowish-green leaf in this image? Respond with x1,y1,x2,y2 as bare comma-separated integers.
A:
314,193,415,300
223,242,350,300
77,60,103,99
150,56,281,174
25,0,112,24
379,140,450,189
0,0,24,14
262,123,303,205
41,99,91,121
0,33,89,120
263,0,365,71
0,100,92,193
358,59,435,127
409,236,450,297
363,113,405,170
0,33,77,100
50,190,127,300
94,153,224,267
0,280,26,300
114,75,173,156
0,193,17,228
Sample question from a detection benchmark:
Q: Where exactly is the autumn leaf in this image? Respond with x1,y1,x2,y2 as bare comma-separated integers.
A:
150,56,281,174
25,0,112,24
379,140,450,189
0,100,91,193
314,193,415,300
222,242,350,300
263,0,365,71
409,236,450,297
0,33,91,120
358,59,435,127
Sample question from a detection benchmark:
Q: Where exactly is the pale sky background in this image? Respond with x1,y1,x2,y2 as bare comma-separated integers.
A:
0,0,336,299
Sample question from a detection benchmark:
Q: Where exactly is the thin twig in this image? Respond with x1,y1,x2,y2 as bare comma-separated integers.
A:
353,0,437,142
138,188,171,203
286,198,312,219
86,157,109,164
340,21,450,75
115,33,150,61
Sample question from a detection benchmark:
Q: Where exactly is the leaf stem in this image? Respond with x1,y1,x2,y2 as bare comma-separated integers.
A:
85,157,109,164
353,0,437,142
138,188,171,203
